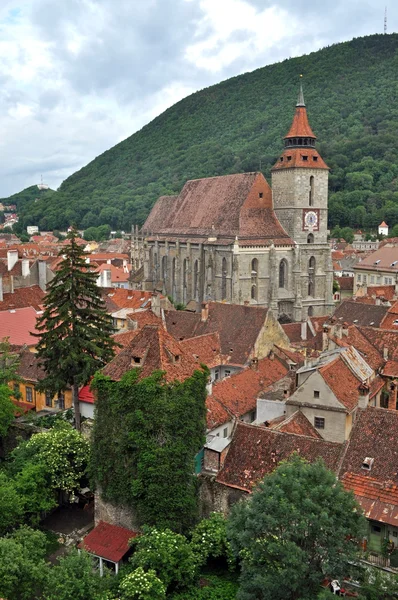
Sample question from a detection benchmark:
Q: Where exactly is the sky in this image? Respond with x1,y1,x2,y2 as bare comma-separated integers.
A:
0,0,395,197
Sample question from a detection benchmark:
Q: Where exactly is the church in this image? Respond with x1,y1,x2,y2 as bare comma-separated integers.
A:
132,86,334,321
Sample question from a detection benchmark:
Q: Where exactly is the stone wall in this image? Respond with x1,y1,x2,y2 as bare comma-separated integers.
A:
94,489,141,530
198,473,247,518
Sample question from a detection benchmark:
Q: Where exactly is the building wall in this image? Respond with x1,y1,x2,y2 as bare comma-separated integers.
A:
11,380,72,412
198,474,247,518
94,489,140,530
354,268,397,288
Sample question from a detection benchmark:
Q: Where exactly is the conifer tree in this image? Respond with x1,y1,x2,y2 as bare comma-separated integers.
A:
35,228,116,430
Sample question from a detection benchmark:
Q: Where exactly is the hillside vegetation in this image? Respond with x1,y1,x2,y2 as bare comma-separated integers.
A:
9,34,398,233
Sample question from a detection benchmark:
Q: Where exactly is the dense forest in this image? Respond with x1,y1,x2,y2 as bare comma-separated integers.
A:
5,33,398,233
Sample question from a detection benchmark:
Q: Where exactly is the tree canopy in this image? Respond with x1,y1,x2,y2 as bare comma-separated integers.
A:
227,455,366,600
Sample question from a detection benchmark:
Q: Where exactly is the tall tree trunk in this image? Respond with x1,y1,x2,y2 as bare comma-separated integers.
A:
73,380,81,432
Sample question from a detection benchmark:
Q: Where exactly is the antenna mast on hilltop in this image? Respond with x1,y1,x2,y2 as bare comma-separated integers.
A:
384,6,387,34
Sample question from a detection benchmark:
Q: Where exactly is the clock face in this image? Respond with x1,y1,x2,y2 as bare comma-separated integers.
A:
303,209,320,231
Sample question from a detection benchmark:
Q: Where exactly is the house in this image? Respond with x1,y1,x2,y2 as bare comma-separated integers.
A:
285,347,384,443
78,384,95,420
0,306,41,349
78,521,138,575
378,221,389,236
0,284,44,311
354,243,398,288
335,276,354,300
332,299,389,328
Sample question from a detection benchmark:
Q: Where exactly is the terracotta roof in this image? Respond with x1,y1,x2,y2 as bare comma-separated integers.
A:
329,325,384,371
216,421,342,492
103,324,200,383
180,332,225,369
369,376,385,399
112,329,140,354
206,395,233,430
96,263,130,283
17,350,45,381
101,289,154,311
165,302,269,366
355,245,398,273
380,300,398,330
379,222,388,228
359,327,398,362
382,360,398,377
273,410,322,439
336,277,354,292
0,285,44,312
341,472,398,527
127,310,162,329
0,307,40,346
273,345,305,366
284,105,316,139
78,521,138,562
143,173,293,245
272,147,328,171
208,356,288,419
78,384,95,404
332,300,388,327
319,356,362,411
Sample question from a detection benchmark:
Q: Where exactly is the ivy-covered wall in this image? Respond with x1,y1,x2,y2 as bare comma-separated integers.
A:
90,368,208,532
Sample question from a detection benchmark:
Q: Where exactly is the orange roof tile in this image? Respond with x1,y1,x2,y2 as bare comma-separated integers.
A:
341,472,398,526
285,106,316,139
274,411,322,438
0,307,40,346
180,332,226,369
272,148,328,171
320,356,361,411
206,395,233,430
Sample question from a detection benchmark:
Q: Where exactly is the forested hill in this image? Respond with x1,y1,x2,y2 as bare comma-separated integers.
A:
11,34,398,233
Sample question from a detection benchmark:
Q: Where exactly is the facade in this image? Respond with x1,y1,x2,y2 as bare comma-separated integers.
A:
354,244,398,289
133,87,334,321
378,221,389,236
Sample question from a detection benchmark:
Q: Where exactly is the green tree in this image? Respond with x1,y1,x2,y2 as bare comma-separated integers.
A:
358,568,398,599
119,567,166,600
228,455,366,600
0,526,48,600
190,512,234,568
0,471,24,534
130,527,198,592
0,383,16,438
91,368,207,532
35,227,117,430
43,550,109,600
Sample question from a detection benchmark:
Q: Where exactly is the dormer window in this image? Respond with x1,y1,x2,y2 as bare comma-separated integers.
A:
313,156,318,162
132,356,141,364
287,156,292,161
302,155,308,161
174,354,180,364
259,192,263,198
362,457,374,471
280,157,283,162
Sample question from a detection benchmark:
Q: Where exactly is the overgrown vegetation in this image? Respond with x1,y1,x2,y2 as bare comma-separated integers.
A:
5,34,398,233
91,368,207,532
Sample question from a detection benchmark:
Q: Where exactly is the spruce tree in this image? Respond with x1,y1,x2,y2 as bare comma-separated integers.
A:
35,228,116,430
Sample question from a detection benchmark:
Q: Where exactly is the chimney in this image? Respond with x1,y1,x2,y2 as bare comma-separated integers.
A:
342,322,349,337
383,346,389,361
104,269,111,288
22,259,30,278
322,324,330,352
201,301,209,322
358,383,369,409
0,274,3,302
301,320,307,341
335,323,343,339
7,250,18,272
206,375,213,396
250,357,259,370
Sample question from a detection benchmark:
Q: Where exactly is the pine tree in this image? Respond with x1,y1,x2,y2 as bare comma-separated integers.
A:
35,228,116,430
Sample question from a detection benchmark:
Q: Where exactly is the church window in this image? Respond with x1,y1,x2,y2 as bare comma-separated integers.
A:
251,285,257,301
308,256,315,297
279,259,287,289
259,192,263,198
221,257,227,300
154,252,158,277
309,176,314,206
183,259,188,303
251,259,258,301
194,260,199,300
307,233,314,244
172,258,176,294
162,256,167,280
302,155,308,161
308,306,314,317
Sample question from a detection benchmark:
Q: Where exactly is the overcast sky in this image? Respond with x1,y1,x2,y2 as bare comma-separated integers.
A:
0,0,395,197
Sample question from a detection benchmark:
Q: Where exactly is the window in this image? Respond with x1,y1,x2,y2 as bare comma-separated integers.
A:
223,427,228,438
161,255,167,280
309,175,314,206
194,260,199,300
307,233,314,244
250,410,256,422
26,386,33,403
377,277,381,284
313,156,318,162
314,390,320,399
357,274,361,282
363,274,367,283
224,369,231,377
259,192,263,198
280,157,283,162
287,156,292,161
58,392,65,409
308,257,316,297
279,259,287,288
221,257,227,300
45,391,52,407
389,278,393,285
302,155,308,161
370,275,375,284
214,369,220,381
314,416,325,429
13,383,20,396
251,285,257,300
171,257,176,293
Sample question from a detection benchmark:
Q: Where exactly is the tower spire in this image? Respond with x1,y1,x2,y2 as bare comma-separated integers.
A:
297,75,305,107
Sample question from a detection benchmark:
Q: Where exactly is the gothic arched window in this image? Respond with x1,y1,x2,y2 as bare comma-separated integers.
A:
194,260,199,300
251,258,258,301
308,256,315,297
154,252,158,278
221,257,227,300
161,255,167,280
307,233,314,244
309,176,314,206
251,285,257,301
279,259,287,289
183,258,188,303
172,258,176,295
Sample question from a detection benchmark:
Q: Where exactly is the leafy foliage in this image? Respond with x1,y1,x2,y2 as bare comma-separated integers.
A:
7,34,398,234
91,368,207,532
0,383,16,437
130,527,198,592
119,567,166,600
35,227,117,430
0,471,24,534
227,455,366,600
191,513,234,569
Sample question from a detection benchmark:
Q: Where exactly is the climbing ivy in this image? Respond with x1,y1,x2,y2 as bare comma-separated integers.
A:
90,367,208,532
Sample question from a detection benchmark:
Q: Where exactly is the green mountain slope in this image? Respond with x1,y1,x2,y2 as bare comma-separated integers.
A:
13,34,398,233
0,186,55,213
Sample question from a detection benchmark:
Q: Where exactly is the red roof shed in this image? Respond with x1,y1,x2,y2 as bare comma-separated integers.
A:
79,521,138,563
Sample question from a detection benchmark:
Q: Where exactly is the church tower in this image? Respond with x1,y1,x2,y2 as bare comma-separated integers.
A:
271,83,329,245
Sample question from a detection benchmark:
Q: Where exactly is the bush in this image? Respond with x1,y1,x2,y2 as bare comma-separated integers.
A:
119,567,166,600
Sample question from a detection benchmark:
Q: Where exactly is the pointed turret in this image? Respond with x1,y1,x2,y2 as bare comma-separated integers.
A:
296,81,305,107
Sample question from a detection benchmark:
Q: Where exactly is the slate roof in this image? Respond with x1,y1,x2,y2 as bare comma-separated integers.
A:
332,300,388,327
142,173,293,245
165,302,269,366
79,521,138,562
216,422,342,492
103,324,200,383
208,356,288,420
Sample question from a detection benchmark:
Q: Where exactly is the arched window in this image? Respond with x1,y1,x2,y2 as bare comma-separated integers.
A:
279,259,287,289
194,260,199,300
154,252,158,277
182,259,188,304
172,258,176,294
308,256,315,297
307,233,314,244
221,257,227,300
161,255,167,280
251,285,257,300
309,176,314,206
251,258,258,302
308,306,314,317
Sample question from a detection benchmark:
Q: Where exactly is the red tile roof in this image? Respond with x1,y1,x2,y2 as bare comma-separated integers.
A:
79,521,138,562
380,300,398,330
206,395,233,430
329,325,384,371
382,360,398,377
180,332,226,369
112,329,140,354
208,356,288,420
79,384,95,404
17,350,45,381
102,289,154,311
341,473,398,527
320,356,361,411
216,422,342,492
272,148,328,171
359,327,398,362
103,324,200,383
0,285,44,312
285,106,316,139
273,411,322,438
0,307,40,346
165,302,269,366
336,277,354,292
